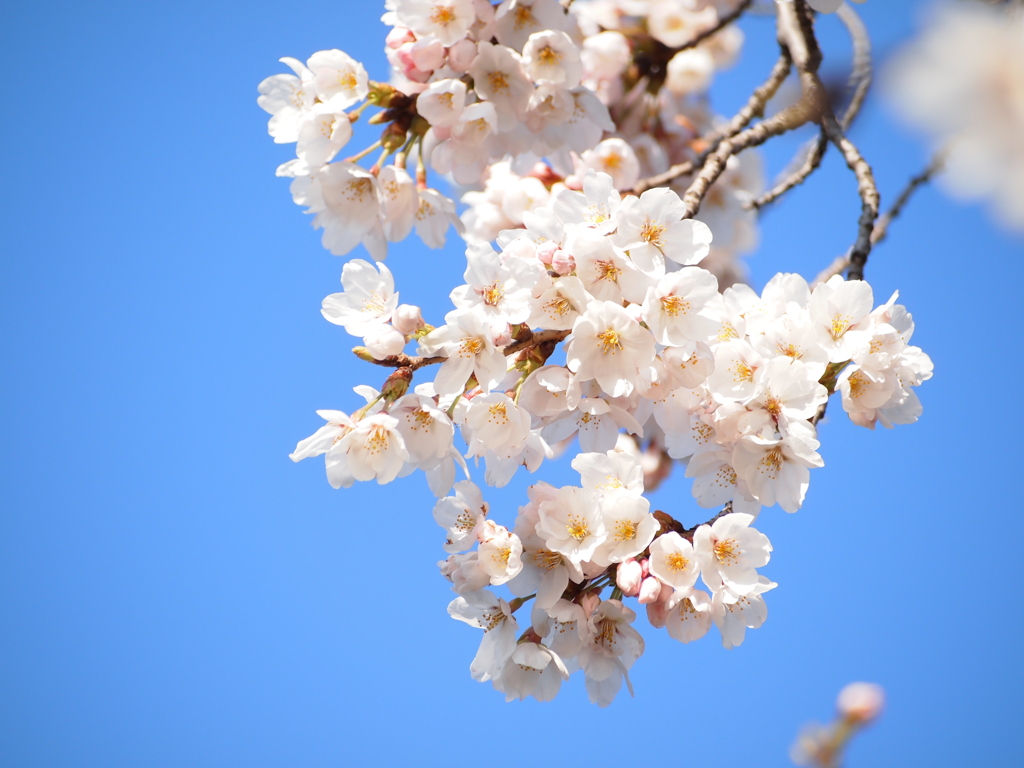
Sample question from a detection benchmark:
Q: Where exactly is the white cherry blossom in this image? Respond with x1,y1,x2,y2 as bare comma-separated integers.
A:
578,599,644,707
257,57,316,143
417,310,508,397
693,513,772,595
664,587,713,644
565,300,656,398
537,485,607,565
320,259,397,337
448,590,519,682
306,49,369,110
712,576,776,650
648,532,700,591
523,30,583,88
394,0,475,46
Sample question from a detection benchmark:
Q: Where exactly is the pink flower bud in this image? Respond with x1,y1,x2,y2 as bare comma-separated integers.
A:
640,558,650,578
493,326,512,347
392,303,424,335
579,592,601,618
396,42,417,69
446,38,478,73
410,37,446,72
362,324,406,358
386,27,415,49
615,558,642,596
646,588,672,628
637,576,662,604
551,248,575,275
535,240,559,265
836,682,885,724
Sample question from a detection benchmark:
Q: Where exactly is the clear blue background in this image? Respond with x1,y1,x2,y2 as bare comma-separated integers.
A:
2,1,1022,765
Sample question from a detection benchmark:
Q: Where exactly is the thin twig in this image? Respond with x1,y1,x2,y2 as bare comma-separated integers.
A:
751,128,828,209
632,50,792,195
836,3,872,133
870,154,945,246
773,0,879,281
750,2,872,210
674,0,754,53
821,110,879,281
678,65,824,218
670,2,831,217
811,254,849,288
811,151,943,287
355,329,572,370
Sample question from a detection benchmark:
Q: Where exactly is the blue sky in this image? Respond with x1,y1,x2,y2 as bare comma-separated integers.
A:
2,1,1023,766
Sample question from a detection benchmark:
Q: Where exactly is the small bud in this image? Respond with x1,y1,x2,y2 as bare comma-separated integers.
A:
392,303,425,335
551,248,575,275
381,123,408,153
637,576,662,604
615,558,642,597
410,114,431,137
536,240,558,265
352,346,377,363
385,27,415,50
363,324,406,358
411,324,435,340
836,682,885,725
447,38,478,73
579,592,601,617
645,583,673,629
367,81,399,107
382,366,413,402
511,323,532,342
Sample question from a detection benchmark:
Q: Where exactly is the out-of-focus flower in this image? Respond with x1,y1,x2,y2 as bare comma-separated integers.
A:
887,3,1024,231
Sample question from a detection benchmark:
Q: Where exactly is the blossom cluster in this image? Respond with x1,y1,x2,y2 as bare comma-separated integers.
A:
286,170,932,703
441,460,775,705
264,0,937,706
259,0,765,285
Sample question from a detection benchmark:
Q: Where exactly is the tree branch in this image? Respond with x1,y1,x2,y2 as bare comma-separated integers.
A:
822,111,879,281
772,0,878,281
870,153,945,247
750,2,871,210
674,0,754,54
354,329,572,371
632,50,792,195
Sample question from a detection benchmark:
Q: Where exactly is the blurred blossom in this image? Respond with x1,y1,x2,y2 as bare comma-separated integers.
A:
836,681,884,724
886,2,1024,231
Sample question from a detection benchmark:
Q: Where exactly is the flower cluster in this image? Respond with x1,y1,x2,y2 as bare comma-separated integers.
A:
265,0,937,706
441,456,776,705
259,0,765,285
286,170,931,703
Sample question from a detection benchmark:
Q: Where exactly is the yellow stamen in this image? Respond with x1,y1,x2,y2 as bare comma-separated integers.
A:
597,328,623,354
565,514,590,541
713,538,739,566
660,295,691,317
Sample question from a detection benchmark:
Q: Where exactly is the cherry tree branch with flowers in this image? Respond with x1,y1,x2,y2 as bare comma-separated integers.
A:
257,0,951,708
